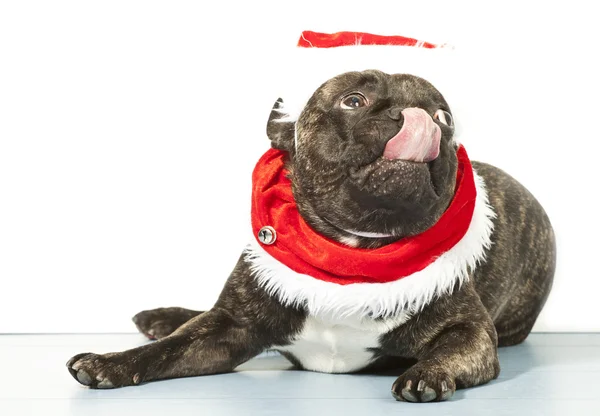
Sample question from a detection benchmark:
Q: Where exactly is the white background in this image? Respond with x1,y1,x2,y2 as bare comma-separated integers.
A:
0,1,598,333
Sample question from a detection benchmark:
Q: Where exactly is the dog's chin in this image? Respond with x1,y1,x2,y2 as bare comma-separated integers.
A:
322,156,448,238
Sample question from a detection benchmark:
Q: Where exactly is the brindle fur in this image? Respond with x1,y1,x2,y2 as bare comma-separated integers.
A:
67,71,555,403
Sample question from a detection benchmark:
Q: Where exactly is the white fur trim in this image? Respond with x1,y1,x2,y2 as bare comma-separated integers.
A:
244,170,495,319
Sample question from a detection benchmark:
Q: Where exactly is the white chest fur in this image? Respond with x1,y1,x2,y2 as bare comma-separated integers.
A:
274,313,410,373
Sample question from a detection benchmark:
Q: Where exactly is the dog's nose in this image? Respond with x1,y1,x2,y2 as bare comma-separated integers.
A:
387,107,404,121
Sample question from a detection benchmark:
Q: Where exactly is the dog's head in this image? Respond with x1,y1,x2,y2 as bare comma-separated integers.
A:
267,70,459,247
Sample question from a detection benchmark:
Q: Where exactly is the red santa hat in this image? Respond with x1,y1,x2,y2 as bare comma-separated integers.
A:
274,30,463,140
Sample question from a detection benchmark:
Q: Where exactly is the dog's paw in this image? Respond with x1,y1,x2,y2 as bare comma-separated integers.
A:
66,353,142,389
391,365,456,403
132,308,182,340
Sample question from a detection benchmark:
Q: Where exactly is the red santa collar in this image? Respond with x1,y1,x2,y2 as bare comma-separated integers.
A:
251,146,476,285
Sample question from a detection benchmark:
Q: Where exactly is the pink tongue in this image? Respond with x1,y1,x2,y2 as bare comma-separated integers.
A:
383,108,441,162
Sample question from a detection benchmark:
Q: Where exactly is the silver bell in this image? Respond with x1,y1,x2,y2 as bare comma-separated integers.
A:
258,226,277,245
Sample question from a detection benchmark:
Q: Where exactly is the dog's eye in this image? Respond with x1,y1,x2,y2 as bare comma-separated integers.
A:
341,93,368,109
434,109,453,127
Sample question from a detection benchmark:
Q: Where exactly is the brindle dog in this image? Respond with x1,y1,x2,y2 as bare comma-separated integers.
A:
67,71,555,403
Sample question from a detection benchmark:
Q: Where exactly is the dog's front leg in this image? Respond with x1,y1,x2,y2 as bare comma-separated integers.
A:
67,308,260,388
386,286,500,403
66,257,306,388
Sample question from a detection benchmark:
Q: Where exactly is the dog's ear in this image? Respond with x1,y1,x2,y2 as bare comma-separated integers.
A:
266,98,295,153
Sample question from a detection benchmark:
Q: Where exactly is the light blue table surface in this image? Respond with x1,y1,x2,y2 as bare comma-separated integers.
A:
1,333,599,415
